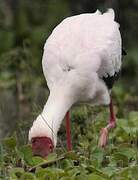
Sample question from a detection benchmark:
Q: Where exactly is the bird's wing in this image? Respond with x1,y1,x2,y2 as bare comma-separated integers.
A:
101,47,126,89
97,28,122,89
98,43,122,89
43,8,122,90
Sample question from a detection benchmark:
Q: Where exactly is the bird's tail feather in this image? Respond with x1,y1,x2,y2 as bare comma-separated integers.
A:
103,8,115,20
95,9,102,15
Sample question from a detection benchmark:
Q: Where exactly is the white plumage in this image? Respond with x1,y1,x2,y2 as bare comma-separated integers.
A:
29,9,122,147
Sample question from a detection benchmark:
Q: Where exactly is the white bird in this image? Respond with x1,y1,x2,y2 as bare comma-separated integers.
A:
29,9,123,157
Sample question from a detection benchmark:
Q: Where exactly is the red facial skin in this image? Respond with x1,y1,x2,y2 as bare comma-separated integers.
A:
31,137,54,157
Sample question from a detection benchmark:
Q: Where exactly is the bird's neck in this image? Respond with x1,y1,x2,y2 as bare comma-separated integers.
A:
40,88,74,146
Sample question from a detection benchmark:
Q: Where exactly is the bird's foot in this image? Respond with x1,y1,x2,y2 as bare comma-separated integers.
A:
98,128,108,147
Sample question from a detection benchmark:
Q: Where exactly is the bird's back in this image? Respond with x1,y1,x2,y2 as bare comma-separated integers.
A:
46,9,120,55
42,9,121,92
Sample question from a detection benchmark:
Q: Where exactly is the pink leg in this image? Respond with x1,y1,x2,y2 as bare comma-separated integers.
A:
65,111,72,151
99,96,116,147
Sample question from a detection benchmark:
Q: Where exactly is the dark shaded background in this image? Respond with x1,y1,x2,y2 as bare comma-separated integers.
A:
0,0,137,140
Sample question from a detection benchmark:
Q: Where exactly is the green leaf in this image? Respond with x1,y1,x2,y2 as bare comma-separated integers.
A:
3,136,17,150
88,173,105,180
64,151,78,160
102,166,117,177
111,152,128,167
46,152,57,161
60,177,75,180
9,167,24,179
117,167,131,178
20,145,33,165
91,147,104,166
75,175,89,180
35,168,49,178
87,166,109,179
66,167,81,177
31,156,45,166
21,172,36,180
130,165,138,179
36,167,65,179
60,159,74,169
117,147,136,160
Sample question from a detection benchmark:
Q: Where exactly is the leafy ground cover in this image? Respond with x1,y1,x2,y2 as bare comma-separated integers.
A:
0,97,138,179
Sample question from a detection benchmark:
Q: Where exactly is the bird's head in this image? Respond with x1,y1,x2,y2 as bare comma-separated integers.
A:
31,137,54,157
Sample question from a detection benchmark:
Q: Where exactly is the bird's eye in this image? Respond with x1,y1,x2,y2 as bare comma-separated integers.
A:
32,139,36,143
49,144,53,151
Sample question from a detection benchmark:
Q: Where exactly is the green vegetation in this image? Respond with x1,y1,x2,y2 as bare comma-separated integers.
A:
0,106,138,179
0,0,138,179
